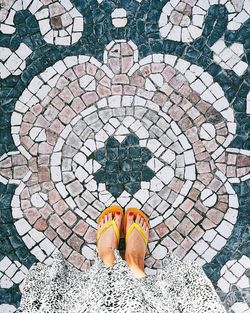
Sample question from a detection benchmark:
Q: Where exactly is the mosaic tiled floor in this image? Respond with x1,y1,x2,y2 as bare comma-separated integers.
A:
0,0,250,312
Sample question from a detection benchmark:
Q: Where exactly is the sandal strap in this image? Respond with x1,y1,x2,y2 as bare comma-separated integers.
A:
125,223,148,246
97,219,120,242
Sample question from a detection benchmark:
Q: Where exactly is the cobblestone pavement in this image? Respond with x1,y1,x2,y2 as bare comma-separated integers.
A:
0,0,249,312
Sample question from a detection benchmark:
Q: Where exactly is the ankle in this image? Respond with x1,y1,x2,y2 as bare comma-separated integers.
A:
125,252,145,271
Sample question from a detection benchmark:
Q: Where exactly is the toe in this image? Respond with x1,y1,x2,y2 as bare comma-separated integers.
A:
135,213,140,224
126,211,134,231
114,210,122,228
107,212,112,221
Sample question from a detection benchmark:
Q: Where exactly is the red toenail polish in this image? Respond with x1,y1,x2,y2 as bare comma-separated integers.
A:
129,212,134,216
116,211,121,215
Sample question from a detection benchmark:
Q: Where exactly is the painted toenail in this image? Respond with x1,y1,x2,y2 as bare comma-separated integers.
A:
129,212,134,216
116,211,121,215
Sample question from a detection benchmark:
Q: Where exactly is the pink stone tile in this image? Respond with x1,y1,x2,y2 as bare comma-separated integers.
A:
170,11,183,25
39,203,53,219
155,222,169,237
35,115,50,128
161,236,177,251
23,112,36,123
185,127,199,143
86,63,97,76
12,154,27,166
179,83,192,97
20,122,32,136
195,200,209,214
196,100,210,114
170,230,184,244
124,85,136,95
68,251,85,269
46,129,57,146
51,96,66,110
152,92,167,104
108,58,121,74
69,80,84,97
60,242,72,258
73,220,88,236
165,215,180,230
21,136,33,150
194,115,206,127
195,151,210,161
56,223,72,239
216,201,228,213
237,155,250,167
227,153,237,165
140,64,151,77
29,144,38,156
81,92,99,106
188,209,203,224
38,155,50,166
49,3,65,17
100,76,111,88
162,65,176,82
237,167,250,177
38,142,53,154
62,210,77,226
181,237,194,251
193,141,205,155
44,105,59,122
24,208,40,225
58,106,76,124
84,226,96,243
81,260,91,270
31,104,43,116
38,167,50,183
121,42,133,56
48,189,61,204
21,188,30,200
180,198,194,213
112,74,129,84
131,74,145,87
190,226,204,241
71,97,86,113
121,56,134,73
53,236,63,248
67,234,84,252
216,163,226,175
169,178,184,193
151,63,165,73
49,87,60,98
202,218,216,230
196,161,211,174
50,119,65,134
95,69,105,81
97,85,111,98
49,214,63,229
174,208,186,221
34,217,48,231
45,226,58,241
174,245,186,259
64,69,77,82
187,107,200,119
111,85,123,95
73,64,86,78
168,105,185,121
149,229,159,241
53,200,68,216
227,166,236,177
188,92,200,104
59,87,74,104
170,92,182,104
27,173,39,186
56,76,69,89
176,217,195,236
207,208,224,225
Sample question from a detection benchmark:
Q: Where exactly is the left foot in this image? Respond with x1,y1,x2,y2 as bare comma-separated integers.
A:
97,210,123,268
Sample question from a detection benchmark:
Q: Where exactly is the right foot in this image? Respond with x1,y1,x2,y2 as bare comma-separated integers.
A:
125,212,149,278
97,210,123,268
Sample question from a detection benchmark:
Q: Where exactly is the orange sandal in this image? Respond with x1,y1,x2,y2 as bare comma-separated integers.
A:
123,208,150,250
97,205,123,243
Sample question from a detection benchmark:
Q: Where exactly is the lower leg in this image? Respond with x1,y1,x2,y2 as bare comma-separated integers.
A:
98,247,115,268
125,252,146,278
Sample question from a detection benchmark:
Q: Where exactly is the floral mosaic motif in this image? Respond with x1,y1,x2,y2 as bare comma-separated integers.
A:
0,0,83,45
92,134,154,197
0,39,250,275
159,0,250,42
0,37,250,312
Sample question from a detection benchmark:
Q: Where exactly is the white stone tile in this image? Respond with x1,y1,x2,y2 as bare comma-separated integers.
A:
14,218,32,236
211,234,227,250
217,277,230,293
152,244,168,260
0,257,12,272
0,275,13,289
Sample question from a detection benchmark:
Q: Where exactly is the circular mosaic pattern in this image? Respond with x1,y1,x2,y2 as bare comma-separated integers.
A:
2,40,249,273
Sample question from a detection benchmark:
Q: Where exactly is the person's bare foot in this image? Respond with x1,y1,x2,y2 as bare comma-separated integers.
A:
97,211,123,268
125,212,149,278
